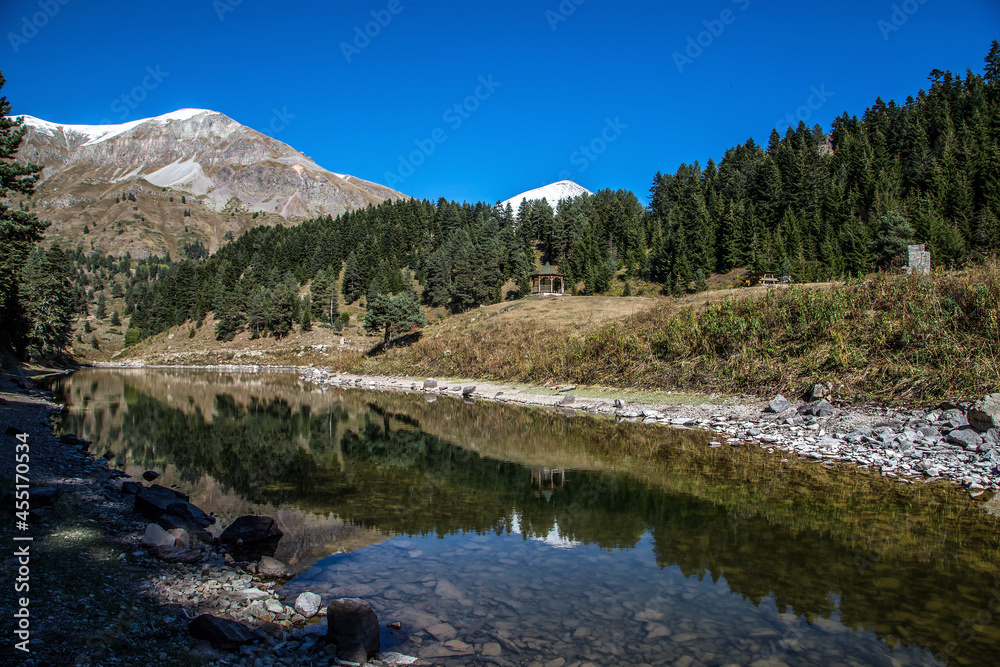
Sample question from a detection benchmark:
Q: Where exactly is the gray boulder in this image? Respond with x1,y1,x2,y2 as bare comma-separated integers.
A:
799,399,836,418
560,394,576,406
947,428,984,451
143,523,177,548
461,385,476,396
766,395,792,413
326,597,380,663
423,378,438,389
189,614,264,651
142,470,160,481
256,555,293,578
968,394,1000,433
294,591,322,618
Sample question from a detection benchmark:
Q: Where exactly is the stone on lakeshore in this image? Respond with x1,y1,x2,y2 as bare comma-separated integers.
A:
804,383,827,401
969,394,1000,433
148,545,205,563
189,614,264,651
423,378,438,389
120,481,143,495
167,528,190,548
798,399,835,418
142,470,160,481
257,555,293,578
219,515,283,558
143,523,177,548
326,598,380,663
947,428,984,451
766,395,792,413
134,484,213,530
558,385,577,393
560,394,575,406
462,385,476,396
294,592,322,618
103,450,116,460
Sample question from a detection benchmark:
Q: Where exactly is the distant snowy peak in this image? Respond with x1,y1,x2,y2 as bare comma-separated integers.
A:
501,180,592,213
18,108,221,147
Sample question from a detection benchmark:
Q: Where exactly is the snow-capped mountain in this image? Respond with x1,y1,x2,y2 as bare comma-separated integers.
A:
501,180,592,214
11,109,407,257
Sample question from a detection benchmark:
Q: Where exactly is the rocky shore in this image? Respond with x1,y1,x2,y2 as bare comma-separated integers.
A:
300,370,1000,498
0,371,425,667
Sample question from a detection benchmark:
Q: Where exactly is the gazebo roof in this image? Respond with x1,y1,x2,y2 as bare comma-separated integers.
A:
530,263,563,277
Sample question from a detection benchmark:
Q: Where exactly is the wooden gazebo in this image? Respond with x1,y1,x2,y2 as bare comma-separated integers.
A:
529,263,565,295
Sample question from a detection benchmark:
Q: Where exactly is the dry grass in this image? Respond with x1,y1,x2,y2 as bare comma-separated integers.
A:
368,261,1000,404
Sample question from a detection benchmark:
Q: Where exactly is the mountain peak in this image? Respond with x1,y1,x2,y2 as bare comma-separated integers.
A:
501,180,592,213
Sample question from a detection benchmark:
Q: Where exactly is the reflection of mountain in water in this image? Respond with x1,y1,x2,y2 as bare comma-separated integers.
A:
49,369,1000,665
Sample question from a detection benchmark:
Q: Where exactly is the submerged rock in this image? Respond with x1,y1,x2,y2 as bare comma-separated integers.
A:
220,515,283,559
326,597,380,663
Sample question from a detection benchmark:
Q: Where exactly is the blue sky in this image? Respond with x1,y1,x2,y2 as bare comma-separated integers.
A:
2,0,998,205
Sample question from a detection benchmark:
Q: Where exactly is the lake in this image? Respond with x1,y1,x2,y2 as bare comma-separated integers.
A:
47,368,1000,666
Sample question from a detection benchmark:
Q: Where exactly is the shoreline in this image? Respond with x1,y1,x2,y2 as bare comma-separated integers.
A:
92,360,1000,497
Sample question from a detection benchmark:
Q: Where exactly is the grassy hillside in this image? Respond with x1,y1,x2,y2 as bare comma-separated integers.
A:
356,262,1000,403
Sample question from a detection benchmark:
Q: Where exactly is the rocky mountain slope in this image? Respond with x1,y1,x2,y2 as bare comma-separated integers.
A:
11,109,407,258
501,179,592,214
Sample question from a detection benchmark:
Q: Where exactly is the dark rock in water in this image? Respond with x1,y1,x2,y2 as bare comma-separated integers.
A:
134,485,214,537
102,450,116,461
257,555,294,578
220,515,283,559
5,426,21,435
189,614,264,651
326,598,380,663
142,470,160,481
2,486,60,509
766,395,792,413
799,399,836,418
969,394,1000,433
121,481,143,495
947,428,984,451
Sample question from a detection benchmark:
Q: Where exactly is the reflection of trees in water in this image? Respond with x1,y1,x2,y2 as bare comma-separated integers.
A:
48,370,1000,666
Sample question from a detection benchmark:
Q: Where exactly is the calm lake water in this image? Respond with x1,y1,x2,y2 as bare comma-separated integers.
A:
47,368,1000,667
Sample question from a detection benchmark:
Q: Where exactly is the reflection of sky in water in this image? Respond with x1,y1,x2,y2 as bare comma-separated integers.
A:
509,512,580,549
284,530,943,666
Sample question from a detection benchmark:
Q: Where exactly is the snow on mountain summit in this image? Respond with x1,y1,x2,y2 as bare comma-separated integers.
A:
501,180,592,213
18,109,223,147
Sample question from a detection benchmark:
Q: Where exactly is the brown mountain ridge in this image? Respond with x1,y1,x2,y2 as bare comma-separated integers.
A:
10,108,407,258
